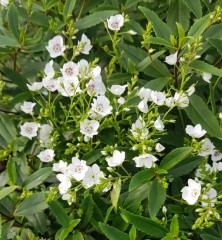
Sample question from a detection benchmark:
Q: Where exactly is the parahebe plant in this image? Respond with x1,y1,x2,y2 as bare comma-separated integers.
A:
0,0,222,239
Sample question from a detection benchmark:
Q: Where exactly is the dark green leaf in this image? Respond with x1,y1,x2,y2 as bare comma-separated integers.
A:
0,35,20,48
63,0,76,18
99,222,130,240
120,208,168,238
129,169,155,192
184,0,202,18
143,77,172,91
14,192,48,216
30,12,49,27
7,4,20,39
0,186,18,201
48,200,70,227
185,94,222,138
146,37,174,48
23,167,52,190
207,38,222,56
159,147,193,171
6,156,17,184
139,6,172,40
200,234,221,240
75,10,118,30
1,221,14,240
80,194,94,228
148,180,166,219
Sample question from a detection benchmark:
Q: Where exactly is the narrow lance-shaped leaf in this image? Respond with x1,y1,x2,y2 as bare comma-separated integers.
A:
63,0,76,18
80,194,94,228
7,4,20,40
111,178,121,212
207,38,222,56
184,0,202,19
0,35,20,48
6,156,17,184
0,186,18,201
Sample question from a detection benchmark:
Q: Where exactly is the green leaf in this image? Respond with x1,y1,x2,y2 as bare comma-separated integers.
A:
72,231,84,240
2,67,29,91
14,192,48,216
0,112,17,144
129,169,155,192
0,214,1,239
159,147,193,171
0,35,20,48
185,94,222,138
189,60,222,77
120,208,168,238
111,178,121,212
200,234,221,240
48,200,70,227
80,194,94,228
148,180,166,219
176,22,185,47
1,221,14,240
125,0,142,9
63,0,76,18
170,215,179,236
108,73,132,85
184,0,202,18
0,186,18,201
207,38,222,56
23,167,52,190
139,6,172,40
143,77,172,91
167,0,190,33
168,156,203,178
146,37,174,48
75,10,118,30
30,11,49,27
137,50,166,72
6,156,17,184
99,222,130,240
7,4,20,40
129,225,136,240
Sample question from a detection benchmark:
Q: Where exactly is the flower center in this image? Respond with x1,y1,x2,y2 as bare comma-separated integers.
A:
96,103,104,112
111,22,119,29
26,127,33,134
75,166,83,173
191,189,199,197
53,44,61,52
65,68,73,76
85,126,92,133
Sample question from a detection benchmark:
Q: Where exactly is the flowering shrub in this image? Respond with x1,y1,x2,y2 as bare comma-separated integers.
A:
0,0,222,239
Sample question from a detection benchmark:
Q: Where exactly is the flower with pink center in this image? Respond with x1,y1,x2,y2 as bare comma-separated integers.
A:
46,35,66,58
61,61,79,80
86,78,106,96
80,119,99,138
107,14,124,31
37,149,55,162
91,96,113,116
20,122,39,139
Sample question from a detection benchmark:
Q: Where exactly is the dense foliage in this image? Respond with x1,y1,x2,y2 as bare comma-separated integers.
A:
0,0,222,239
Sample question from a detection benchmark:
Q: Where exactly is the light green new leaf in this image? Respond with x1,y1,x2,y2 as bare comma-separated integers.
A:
120,208,168,238
23,167,52,190
48,200,70,227
0,35,20,48
0,112,17,144
159,147,193,171
75,10,118,30
139,6,172,40
184,0,202,18
99,223,130,240
0,186,18,201
72,231,84,240
189,60,222,77
63,0,76,17
207,38,222,56
185,94,222,138
14,192,48,216
170,215,179,237
7,4,20,40
148,180,166,219
129,169,155,192
6,156,17,184
111,178,121,212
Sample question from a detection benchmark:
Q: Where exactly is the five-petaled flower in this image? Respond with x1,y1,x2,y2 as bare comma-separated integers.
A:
46,35,66,58
107,14,124,31
181,179,201,205
20,122,39,139
185,124,206,138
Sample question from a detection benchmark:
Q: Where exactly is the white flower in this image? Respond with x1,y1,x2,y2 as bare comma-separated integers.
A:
219,113,222,119
78,59,90,79
202,72,212,83
20,101,36,114
27,82,43,91
195,164,213,178
131,116,149,139
39,124,53,148
211,150,222,161
107,14,124,31
82,164,104,189
133,154,158,168
199,138,214,156
46,35,66,58
201,188,217,207
0,0,9,6
61,61,79,80
185,124,206,138
86,78,106,96
165,97,175,108
138,87,152,100
56,173,71,195
91,96,113,116
109,84,127,96
105,150,125,167
154,116,164,131
165,51,178,65
43,60,55,81
78,34,92,55
20,122,38,139
80,119,99,138
53,160,68,174
155,143,165,152
57,77,81,96
37,149,55,162
43,78,58,92
127,30,137,35
186,85,195,96
67,157,88,181
138,99,148,113
181,179,201,205
117,97,125,105
174,92,189,108
213,161,222,171
150,91,166,106
62,193,74,205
